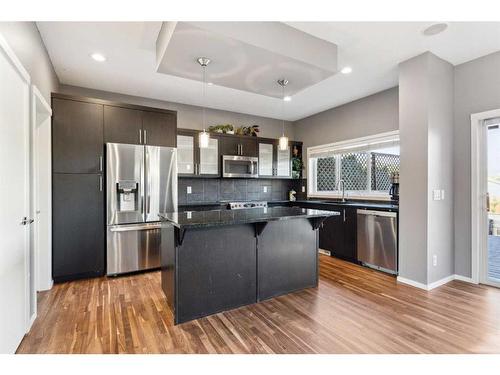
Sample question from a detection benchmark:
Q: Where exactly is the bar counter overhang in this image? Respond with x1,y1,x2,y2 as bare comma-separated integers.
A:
159,206,339,324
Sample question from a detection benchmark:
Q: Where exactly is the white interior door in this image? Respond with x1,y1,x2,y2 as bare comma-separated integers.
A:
0,35,31,353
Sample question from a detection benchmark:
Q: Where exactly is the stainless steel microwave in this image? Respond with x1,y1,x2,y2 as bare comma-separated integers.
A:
222,155,259,178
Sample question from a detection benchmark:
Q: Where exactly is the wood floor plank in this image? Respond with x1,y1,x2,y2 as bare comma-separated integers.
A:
17,255,500,354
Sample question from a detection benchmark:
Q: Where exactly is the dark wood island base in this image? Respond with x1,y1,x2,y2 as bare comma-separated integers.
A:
159,207,337,324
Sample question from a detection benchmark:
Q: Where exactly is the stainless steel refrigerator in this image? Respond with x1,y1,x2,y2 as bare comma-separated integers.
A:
106,143,177,276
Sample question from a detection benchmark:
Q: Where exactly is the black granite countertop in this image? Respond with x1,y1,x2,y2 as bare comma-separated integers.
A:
179,199,398,211
159,206,339,229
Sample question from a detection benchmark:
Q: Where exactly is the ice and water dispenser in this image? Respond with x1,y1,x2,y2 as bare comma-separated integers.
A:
116,180,139,212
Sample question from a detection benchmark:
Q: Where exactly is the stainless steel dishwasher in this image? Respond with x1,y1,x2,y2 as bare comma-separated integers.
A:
357,209,398,275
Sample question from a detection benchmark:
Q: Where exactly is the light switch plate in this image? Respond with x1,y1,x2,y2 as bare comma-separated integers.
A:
263,186,267,193
187,186,192,194
441,189,445,200
433,189,441,201
302,186,306,193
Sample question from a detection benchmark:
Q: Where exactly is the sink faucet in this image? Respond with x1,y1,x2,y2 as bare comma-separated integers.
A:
337,179,346,202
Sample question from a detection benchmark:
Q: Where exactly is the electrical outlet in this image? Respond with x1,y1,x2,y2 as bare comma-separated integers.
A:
432,254,437,266
187,186,192,194
263,186,267,193
302,185,306,193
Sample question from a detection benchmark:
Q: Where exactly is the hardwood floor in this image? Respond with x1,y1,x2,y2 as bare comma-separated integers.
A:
17,255,500,354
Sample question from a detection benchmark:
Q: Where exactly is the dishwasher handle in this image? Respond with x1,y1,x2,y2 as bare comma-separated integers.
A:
356,209,396,218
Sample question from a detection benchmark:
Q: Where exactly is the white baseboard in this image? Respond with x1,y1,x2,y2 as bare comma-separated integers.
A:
427,275,455,290
396,276,429,290
453,274,476,284
397,274,477,290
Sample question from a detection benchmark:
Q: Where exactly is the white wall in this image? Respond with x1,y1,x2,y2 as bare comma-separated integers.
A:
293,87,399,168
58,85,295,140
0,22,59,102
398,53,430,285
453,51,500,278
398,52,454,286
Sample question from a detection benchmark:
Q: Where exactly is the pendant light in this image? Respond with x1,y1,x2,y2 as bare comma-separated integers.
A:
277,79,289,151
197,57,211,148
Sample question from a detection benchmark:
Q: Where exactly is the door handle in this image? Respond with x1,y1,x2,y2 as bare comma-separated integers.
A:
99,155,103,172
486,192,490,212
20,217,34,225
99,175,103,191
144,129,147,145
343,209,346,222
240,144,243,155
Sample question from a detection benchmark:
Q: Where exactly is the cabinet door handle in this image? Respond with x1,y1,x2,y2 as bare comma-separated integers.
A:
240,144,243,155
343,209,346,222
144,129,147,145
99,155,103,172
99,175,103,192
139,129,142,144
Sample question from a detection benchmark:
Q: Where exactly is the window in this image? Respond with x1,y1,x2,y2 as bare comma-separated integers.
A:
308,131,400,199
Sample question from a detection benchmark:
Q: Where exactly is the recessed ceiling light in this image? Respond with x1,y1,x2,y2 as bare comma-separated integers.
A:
422,23,448,36
283,96,292,102
90,53,106,62
341,66,352,74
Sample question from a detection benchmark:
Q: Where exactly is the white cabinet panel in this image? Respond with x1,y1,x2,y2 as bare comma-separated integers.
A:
277,147,290,177
177,135,194,174
259,143,274,176
199,138,218,175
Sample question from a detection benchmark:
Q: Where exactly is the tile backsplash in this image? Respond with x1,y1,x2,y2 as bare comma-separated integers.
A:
178,178,305,205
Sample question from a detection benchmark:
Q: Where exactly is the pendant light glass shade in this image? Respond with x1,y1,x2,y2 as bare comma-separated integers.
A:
199,130,210,148
278,79,289,151
278,135,289,151
198,57,211,149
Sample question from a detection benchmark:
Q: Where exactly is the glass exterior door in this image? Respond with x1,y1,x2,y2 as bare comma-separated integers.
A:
487,120,500,286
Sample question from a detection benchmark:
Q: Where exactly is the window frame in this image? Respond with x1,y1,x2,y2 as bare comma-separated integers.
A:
307,131,400,201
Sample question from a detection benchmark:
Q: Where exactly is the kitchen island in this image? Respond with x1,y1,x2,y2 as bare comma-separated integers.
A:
159,206,339,324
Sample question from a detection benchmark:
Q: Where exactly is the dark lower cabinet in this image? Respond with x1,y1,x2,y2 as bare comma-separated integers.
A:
319,206,357,263
52,173,105,282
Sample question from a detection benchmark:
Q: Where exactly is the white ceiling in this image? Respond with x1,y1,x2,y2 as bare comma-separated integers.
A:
156,22,338,98
37,22,500,121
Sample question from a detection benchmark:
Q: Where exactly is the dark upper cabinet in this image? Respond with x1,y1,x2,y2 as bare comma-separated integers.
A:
143,111,177,147
220,135,257,157
257,138,292,178
104,105,177,147
52,98,103,174
52,173,105,281
318,205,357,263
239,137,258,157
104,105,142,145
220,136,241,156
177,129,220,177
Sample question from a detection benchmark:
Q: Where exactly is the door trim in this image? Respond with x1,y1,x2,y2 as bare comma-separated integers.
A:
31,84,52,308
0,33,32,350
471,108,500,286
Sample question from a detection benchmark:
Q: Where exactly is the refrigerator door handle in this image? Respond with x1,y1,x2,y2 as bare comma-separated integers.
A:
146,147,151,214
